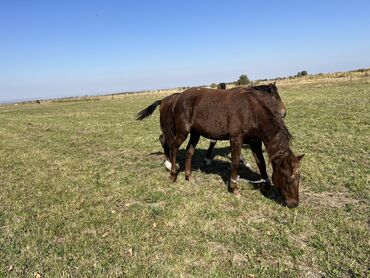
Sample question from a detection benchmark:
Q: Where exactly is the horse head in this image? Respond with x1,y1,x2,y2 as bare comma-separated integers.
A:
271,152,304,208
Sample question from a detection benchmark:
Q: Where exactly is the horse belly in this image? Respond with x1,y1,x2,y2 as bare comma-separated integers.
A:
192,113,230,140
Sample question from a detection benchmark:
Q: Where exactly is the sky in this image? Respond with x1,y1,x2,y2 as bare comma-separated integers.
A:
0,0,370,103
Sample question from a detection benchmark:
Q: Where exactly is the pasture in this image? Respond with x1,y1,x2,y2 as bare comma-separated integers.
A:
0,79,369,277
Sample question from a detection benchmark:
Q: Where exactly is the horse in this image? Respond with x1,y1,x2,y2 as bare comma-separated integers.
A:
217,83,226,89
204,83,286,167
138,84,286,187
137,85,303,208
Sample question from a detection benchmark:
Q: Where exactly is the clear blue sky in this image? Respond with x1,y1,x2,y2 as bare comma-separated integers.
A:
1,0,369,102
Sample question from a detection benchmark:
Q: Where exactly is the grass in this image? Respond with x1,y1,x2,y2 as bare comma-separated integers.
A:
0,78,369,277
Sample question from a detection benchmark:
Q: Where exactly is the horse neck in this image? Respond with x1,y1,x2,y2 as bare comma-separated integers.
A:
260,118,292,161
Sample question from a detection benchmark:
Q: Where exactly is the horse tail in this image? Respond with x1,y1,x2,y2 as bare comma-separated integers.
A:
136,100,161,120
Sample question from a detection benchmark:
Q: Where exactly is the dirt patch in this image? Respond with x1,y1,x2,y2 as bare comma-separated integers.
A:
301,191,360,208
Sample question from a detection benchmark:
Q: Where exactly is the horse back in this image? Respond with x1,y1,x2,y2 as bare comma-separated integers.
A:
173,88,259,139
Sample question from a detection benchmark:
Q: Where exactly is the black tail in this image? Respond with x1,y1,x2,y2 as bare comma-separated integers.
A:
136,100,161,120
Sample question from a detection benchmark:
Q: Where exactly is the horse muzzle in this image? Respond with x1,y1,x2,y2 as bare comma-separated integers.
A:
284,199,299,208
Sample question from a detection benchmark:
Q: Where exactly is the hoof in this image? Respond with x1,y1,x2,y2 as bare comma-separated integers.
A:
232,189,241,197
204,158,212,166
228,183,240,197
169,174,177,182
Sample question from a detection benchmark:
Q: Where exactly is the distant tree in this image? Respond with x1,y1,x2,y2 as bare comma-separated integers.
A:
296,70,308,77
237,74,250,85
210,83,218,88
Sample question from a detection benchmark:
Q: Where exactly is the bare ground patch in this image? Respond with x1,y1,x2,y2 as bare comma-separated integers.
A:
301,191,362,209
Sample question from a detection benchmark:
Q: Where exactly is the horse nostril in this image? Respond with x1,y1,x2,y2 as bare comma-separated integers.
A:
282,111,287,118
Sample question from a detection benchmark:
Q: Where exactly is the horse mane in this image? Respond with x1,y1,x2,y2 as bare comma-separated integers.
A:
268,125,293,162
229,83,277,95
251,94,293,160
251,84,270,92
251,83,276,92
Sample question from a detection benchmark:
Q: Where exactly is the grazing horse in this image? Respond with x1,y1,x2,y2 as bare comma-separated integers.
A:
139,84,286,185
137,85,303,208
205,84,286,167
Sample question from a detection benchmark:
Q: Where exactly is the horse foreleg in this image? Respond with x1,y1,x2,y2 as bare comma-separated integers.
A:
204,140,217,165
169,134,187,182
250,141,271,193
229,136,243,196
185,132,200,181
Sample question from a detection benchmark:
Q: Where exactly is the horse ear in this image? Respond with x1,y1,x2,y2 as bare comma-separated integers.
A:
296,154,305,161
268,83,274,92
273,81,276,85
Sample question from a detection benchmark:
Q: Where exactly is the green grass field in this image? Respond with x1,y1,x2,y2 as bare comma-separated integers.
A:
0,79,369,277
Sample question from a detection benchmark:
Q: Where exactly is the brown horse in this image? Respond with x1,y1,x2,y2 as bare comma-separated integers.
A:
204,84,286,167
137,85,303,208
141,84,286,173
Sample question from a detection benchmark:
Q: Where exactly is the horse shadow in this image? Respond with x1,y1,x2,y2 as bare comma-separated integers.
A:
150,146,282,204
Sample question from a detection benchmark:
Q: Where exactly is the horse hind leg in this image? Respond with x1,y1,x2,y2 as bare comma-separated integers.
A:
169,133,188,182
185,132,200,181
